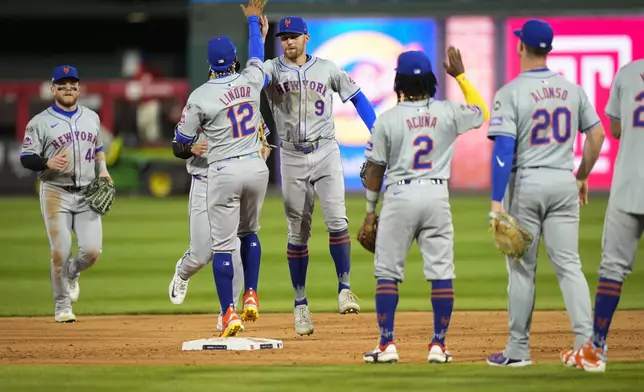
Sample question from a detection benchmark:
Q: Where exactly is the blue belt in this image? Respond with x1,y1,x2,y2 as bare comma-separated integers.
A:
221,151,261,161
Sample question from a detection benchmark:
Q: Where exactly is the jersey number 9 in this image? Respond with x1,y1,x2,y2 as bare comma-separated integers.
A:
226,103,256,138
634,91,644,128
530,107,572,145
413,135,434,170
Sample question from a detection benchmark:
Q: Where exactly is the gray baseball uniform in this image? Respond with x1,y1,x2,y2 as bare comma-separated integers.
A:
20,105,104,315
176,58,269,252
263,55,359,244
488,69,601,359
365,99,484,281
599,59,644,282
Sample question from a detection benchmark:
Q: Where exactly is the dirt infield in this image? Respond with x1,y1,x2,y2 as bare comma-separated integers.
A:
1,311,643,365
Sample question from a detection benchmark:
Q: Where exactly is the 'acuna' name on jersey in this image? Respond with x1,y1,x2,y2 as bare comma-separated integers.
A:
407,114,438,130
276,80,329,97
51,131,98,151
531,87,569,103
219,86,252,106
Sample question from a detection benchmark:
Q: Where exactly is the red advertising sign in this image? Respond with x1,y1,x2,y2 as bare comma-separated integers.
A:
445,17,495,190
506,17,644,190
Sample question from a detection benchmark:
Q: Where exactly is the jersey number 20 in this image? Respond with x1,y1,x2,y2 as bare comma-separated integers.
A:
413,135,434,169
226,103,255,138
530,107,572,144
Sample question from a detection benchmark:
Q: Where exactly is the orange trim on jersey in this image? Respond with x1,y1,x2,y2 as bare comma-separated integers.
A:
596,289,621,297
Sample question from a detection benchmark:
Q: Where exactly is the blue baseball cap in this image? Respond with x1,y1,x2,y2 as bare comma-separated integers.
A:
275,16,308,37
395,51,433,76
513,19,554,51
208,36,237,72
52,65,80,83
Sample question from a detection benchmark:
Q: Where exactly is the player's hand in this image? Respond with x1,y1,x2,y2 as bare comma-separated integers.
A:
46,155,68,172
442,46,465,78
241,0,267,19
577,179,589,206
490,201,504,213
99,170,114,184
260,15,269,41
191,140,207,157
363,212,378,229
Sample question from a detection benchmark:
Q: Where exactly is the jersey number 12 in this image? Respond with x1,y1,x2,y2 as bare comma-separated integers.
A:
226,103,255,138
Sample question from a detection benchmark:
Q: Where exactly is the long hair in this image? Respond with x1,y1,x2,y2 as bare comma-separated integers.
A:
208,60,241,80
394,72,438,102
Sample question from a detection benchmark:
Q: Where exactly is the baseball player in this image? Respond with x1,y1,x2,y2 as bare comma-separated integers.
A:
485,19,606,367
20,65,112,323
562,59,644,373
174,0,269,337
262,16,377,336
360,49,489,364
169,69,273,333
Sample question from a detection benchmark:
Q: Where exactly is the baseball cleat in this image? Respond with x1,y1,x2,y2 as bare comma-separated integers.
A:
220,306,243,337
67,258,79,303
428,342,453,363
217,312,245,333
566,341,607,373
54,311,77,323
486,352,532,367
364,342,399,364
240,288,259,322
338,289,360,314
294,304,314,336
168,260,189,305
560,348,577,367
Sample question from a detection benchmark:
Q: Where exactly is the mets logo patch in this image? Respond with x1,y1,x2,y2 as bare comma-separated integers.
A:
490,116,504,126
22,135,33,147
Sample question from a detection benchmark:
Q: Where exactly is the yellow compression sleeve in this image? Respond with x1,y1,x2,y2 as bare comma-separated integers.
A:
455,73,489,122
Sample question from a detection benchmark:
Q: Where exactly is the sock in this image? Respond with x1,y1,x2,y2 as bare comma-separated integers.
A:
329,229,351,293
212,252,234,312
592,277,622,348
430,280,454,346
240,233,261,293
375,278,399,348
287,243,309,307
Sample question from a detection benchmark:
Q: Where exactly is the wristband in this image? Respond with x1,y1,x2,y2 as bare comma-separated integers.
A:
455,73,466,83
366,189,379,213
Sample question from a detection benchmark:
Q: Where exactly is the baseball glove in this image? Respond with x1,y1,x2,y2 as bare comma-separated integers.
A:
357,216,378,253
85,177,115,216
488,211,533,259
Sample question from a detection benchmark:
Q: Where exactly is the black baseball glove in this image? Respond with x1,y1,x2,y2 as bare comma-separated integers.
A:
85,177,116,216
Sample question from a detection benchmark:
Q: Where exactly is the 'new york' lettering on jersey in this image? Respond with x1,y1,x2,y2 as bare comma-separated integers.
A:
176,59,266,163
366,99,484,187
487,69,600,171
263,55,360,143
605,59,644,214
20,105,104,187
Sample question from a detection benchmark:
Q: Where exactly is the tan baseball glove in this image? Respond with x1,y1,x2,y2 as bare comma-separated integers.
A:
357,214,378,253
488,211,533,259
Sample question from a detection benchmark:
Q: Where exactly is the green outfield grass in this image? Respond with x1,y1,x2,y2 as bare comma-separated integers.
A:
0,194,642,316
1,363,643,392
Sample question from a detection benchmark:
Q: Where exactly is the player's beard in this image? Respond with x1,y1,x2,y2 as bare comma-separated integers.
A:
55,93,78,109
283,45,304,61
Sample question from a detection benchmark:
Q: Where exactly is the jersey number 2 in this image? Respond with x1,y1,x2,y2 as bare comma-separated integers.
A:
530,107,572,145
413,135,434,169
634,91,644,128
226,103,255,138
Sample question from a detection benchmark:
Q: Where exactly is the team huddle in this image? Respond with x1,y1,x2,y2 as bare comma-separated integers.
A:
20,0,643,371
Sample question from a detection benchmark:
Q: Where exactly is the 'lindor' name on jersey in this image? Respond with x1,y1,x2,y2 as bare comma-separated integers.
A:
275,80,329,96
51,130,99,151
531,86,569,103
219,86,252,106
407,114,438,130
